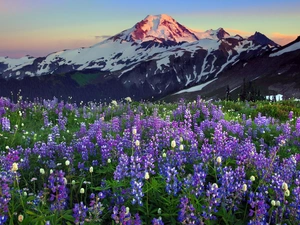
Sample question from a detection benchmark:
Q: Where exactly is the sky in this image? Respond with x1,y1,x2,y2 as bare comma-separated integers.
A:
1,0,300,58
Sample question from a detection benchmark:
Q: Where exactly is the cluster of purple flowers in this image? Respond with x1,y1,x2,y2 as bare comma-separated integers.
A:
47,170,68,211
1,96,300,224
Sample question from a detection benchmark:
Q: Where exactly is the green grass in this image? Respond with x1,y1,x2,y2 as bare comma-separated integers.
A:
71,73,100,86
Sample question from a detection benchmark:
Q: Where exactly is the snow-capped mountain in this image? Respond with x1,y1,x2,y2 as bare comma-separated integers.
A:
167,36,300,102
0,14,282,101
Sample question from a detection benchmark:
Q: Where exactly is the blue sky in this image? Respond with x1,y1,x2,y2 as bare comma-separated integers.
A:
1,0,299,57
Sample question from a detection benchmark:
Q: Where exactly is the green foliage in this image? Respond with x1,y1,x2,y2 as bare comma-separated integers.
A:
71,73,100,86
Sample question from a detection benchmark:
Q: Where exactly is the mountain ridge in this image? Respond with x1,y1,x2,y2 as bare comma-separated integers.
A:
1,14,297,102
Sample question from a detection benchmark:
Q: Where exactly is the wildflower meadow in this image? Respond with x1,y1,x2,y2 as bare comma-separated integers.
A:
1,96,300,224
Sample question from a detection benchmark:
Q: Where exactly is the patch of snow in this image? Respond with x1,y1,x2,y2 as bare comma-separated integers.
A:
118,66,136,78
229,85,241,93
232,59,240,66
185,74,193,86
0,56,35,71
174,78,218,95
197,50,210,82
270,42,300,57
215,53,239,77
25,71,34,77
156,56,170,71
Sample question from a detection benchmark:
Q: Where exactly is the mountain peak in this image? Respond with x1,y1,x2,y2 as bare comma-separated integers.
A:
215,28,230,39
143,14,175,22
111,14,199,43
248,31,279,47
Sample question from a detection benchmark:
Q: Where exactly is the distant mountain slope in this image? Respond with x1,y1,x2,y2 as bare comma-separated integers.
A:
166,36,300,102
0,14,281,102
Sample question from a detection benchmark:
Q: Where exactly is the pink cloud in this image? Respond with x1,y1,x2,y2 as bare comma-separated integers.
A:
270,33,298,46
224,28,252,37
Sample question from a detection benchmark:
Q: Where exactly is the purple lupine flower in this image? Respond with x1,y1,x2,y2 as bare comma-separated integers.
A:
183,163,207,197
178,197,199,224
130,179,144,206
165,166,181,196
88,193,103,221
202,183,221,220
114,153,130,181
248,191,270,224
43,111,51,127
152,217,164,225
50,125,60,141
184,108,192,129
111,117,120,132
48,170,68,211
73,202,88,225
295,118,300,136
289,111,293,120
0,215,8,225
0,171,13,222
111,205,133,224
58,112,67,131
219,166,248,211
1,117,10,131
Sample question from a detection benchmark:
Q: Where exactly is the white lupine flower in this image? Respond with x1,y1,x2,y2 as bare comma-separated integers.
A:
145,172,150,180
135,140,140,147
126,207,130,214
179,137,183,142
65,160,70,166
132,127,137,135
111,100,118,107
179,144,184,151
271,200,276,206
89,166,94,173
125,97,132,102
162,152,167,158
250,176,255,182
158,208,162,214
284,189,290,197
107,158,112,164
282,182,288,191
63,177,67,185
212,183,218,189
242,184,247,192
80,188,85,194
276,200,281,206
72,180,76,185
18,214,24,222
216,156,222,164
40,168,45,175
50,169,53,174
12,162,18,172
171,140,176,148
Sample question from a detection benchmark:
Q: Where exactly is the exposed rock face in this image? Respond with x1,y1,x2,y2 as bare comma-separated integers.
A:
247,32,279,47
